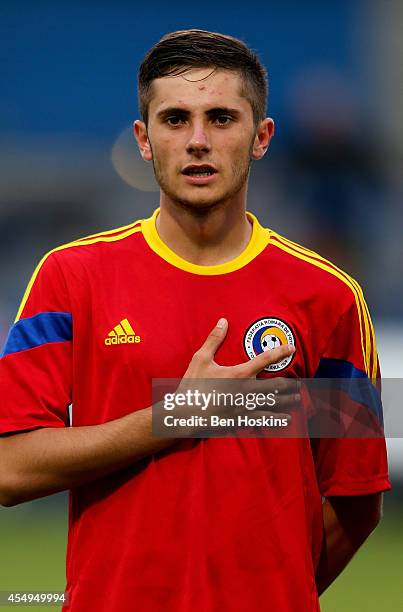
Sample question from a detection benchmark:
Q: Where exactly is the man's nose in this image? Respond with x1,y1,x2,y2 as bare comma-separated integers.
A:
186,123,211,155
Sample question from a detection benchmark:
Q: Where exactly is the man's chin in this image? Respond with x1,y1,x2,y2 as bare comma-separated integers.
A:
166,190,229,212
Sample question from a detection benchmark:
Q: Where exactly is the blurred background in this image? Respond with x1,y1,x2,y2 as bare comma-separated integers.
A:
1,0,402,610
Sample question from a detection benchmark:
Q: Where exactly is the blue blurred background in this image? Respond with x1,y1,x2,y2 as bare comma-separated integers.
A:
1,1,402,610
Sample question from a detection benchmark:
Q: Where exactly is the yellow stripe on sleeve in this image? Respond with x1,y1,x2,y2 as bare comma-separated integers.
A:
270,233,375,379
271,234,376,378
15,226,143,322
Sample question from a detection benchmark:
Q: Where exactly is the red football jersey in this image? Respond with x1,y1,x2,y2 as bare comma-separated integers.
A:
0,209,391,611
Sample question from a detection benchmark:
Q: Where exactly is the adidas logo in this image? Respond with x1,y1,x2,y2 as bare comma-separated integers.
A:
105,319,141,346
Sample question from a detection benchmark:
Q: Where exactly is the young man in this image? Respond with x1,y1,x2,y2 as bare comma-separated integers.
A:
0,30,390,611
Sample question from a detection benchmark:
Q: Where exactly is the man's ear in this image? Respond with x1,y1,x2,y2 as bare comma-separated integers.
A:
251,118,275,161
133,120,153,161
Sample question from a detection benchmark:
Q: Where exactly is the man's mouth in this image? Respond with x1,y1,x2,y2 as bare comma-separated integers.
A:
181,164,218,177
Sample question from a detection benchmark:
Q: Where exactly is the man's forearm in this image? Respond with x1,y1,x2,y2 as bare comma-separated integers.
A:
316,494,382,595
0,406,176,506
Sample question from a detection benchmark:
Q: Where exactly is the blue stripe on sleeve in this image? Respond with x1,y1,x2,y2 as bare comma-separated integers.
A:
1,312,72,357
314,357,383,423
314,357,367,379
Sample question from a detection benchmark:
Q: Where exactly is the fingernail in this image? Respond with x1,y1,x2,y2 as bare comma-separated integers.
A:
288,344,295,354
217,318,227,329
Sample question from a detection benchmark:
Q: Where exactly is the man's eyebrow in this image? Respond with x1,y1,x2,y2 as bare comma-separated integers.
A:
156,107,241,120
156,107,190,120
206,107,241,117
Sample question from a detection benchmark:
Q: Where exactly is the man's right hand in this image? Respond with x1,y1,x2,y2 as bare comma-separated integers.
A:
170,318,300,430
183,318,295,379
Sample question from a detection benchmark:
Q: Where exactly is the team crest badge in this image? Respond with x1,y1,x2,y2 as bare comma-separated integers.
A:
243,317,296,372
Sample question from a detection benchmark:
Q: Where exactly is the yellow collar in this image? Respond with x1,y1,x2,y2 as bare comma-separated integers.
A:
141,208,270,275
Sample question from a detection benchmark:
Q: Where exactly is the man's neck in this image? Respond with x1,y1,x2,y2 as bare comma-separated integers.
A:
156,198,252,266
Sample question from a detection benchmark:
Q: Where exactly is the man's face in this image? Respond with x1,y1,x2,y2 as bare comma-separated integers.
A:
134,68,273,210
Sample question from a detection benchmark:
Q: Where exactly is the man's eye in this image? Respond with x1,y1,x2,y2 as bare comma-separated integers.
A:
166,116,185,126
214,116,232,126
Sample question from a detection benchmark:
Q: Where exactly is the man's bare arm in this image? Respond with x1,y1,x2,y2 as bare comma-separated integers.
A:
316,492,383,595
0,319,295,507
0,406,175,507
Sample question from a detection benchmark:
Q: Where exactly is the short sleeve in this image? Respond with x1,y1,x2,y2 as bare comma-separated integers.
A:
311,287,391,497
0,252,73,435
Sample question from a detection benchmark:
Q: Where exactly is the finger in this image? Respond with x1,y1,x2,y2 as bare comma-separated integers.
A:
248,377,300,396
239,389,301,412
228,378,298,401
235,344,295,378
260,392,302,411
194,318,228,362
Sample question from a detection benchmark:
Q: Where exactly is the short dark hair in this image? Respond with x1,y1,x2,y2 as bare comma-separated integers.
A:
138,29,268,126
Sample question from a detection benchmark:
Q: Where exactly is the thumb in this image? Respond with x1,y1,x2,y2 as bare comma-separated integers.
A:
197,318,228,361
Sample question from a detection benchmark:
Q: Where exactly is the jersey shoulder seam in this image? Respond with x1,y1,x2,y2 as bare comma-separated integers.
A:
14,221,143,321
43,220,144,260
269,230,361,295
269,231,375,379
59,218,144,246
